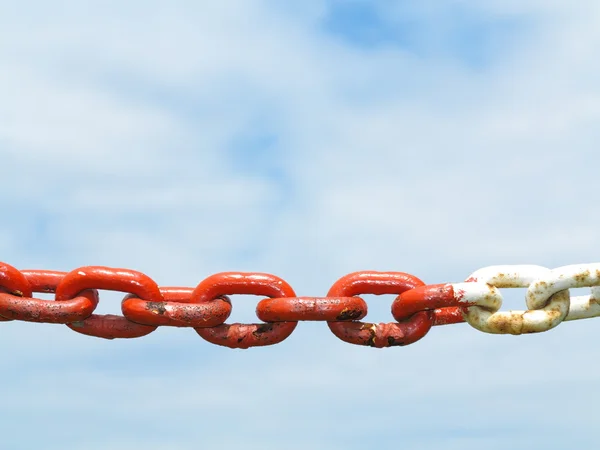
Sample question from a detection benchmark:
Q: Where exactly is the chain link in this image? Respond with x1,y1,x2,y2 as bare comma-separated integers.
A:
191,272,298,349
1,261,598,348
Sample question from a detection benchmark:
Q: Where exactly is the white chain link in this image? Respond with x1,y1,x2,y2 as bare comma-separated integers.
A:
455,263,600,335
565,286,600,321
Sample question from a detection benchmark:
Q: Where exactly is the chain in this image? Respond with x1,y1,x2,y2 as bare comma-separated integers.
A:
1,261,599,349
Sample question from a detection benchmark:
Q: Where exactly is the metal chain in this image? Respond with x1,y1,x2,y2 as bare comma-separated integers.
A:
1,261,598,348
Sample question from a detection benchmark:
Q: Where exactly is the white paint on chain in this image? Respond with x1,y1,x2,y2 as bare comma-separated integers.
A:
451,282,501,310
565,294,600,321
526,263,600,309
460,265,570,335
459,263,600,334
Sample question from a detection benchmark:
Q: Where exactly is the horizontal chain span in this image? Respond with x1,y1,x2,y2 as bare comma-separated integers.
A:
1,261,598,348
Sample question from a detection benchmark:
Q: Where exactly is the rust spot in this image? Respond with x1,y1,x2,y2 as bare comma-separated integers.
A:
254,323,274,335
359,323,377,347
336,308,362,321
386,336,405,347
145,302,167,315
574,270,590,283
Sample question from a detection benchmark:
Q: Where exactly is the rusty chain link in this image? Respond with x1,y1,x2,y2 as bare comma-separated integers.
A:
1,261,599,348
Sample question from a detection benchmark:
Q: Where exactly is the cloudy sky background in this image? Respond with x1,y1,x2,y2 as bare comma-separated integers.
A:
1,1,599,449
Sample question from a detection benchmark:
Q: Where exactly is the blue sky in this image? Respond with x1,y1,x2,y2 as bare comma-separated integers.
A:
1,1,600,449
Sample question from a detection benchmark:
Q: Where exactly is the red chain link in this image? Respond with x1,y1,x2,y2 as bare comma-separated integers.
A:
256,296,367,322
191,272,297,349
122,287,232,328
7,261,559,348
326,271,434,347
1,269,99,323
392,284,467,325
55,266,160,339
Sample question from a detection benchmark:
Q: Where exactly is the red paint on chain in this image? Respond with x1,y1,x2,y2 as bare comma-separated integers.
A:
192,272,297,349
0,270,99,323
433,307,465,325
122,287,232,327
0,261,491,346
327,272,433,347
256,296,367,322
67,314,155,340
22,270,66,293
0,262,32,322
392,283,466,326
55,267,160,339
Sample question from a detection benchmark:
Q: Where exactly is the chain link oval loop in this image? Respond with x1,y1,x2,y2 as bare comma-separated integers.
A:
461,265,569,334
327,271,432,348
192,272,297,349
0,270,99,323
55,266,161,339
122,286,232,328
256,296,367,322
